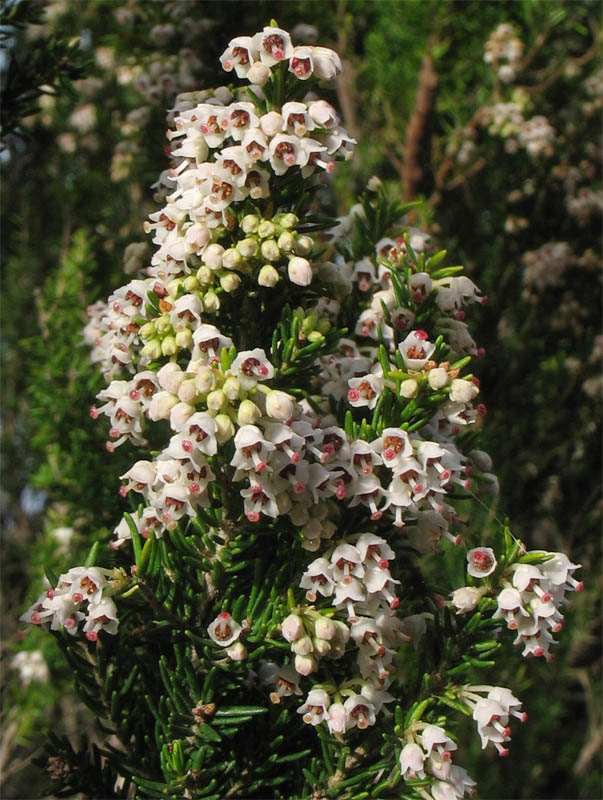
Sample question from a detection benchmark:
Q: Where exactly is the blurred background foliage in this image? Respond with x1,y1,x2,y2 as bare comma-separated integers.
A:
1,0,600,797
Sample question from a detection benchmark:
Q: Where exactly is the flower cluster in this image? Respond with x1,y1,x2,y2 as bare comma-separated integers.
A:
493,552,583,660
20,567,122,643
459,685,527,757
220,25,342,86
399,722,477,798
484,23,524,84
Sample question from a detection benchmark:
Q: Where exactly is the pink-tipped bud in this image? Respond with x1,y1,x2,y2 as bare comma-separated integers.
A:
86,631,98,642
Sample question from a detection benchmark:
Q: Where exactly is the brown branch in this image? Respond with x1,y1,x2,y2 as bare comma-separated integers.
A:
401,51,438,202
517,28,601,94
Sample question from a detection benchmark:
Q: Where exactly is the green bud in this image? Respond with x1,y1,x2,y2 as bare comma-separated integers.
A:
178,378,199,404
182,275,200,292
276,212,298,229
277,230,296,253
302,309,318,333
220,272,242,293
257,264,280,287
317,318,331,334
156,314,172,334
142,338,162,360
194,367,215,394
237,237,259,259
222,248,243,270
214,413,235,443
237,399,261,425
223,376,241,401
175,329,193,349
161,336,177,356
139,321,157,340
294,235,313,256
307,331,324,343
241,214,260,234
203,292,220,312
207,389,226,411
260,239,280,262
257,220,276,239
166,278,182,298
196,265,214,285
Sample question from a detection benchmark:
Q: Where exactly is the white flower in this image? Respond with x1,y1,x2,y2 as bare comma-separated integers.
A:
253,26,293,67
399,742,425,780
298,688,331,725
208,612,242,647
400,330,436,370
467,547,497,578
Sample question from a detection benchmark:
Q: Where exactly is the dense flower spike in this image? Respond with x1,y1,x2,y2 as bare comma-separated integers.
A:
20,20,585,800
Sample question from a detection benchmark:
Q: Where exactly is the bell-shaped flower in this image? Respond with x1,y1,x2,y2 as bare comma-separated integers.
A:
208,611,241,647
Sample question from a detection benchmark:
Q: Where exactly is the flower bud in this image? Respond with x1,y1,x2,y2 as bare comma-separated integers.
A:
157,362,185,394
221,248,242,270
450,378,478,403
203,291,220,312
142,338,162,360
170,401,195,428
301,537,321,552
156,315,172,334
166,278,182,298
226,641,247,661
222,376,241,401
281,613,304,642
275,231,295,254
294,653,317,676
450,586,486,614
247,61,271,86
183,275,200,292
314,616,336,640
291,635,314,655
265,390,296,421
288,257,313,286
207,389,226,411
196,265,214,285
257,220,276,239
175,329,193,350
293,235,313,256
203,243,224,270
241,214,260,234
140,321,157,340
261,239,280,262
194,367,216,394
161,335,177,356
275,212,298,229
469,449,493,472
220,272,242,292
237,399,261,425
237,237,259,258
428,367,449,390
400,379,418,398
148,391,178,421
258,264,280,287
214,413,235,442
313,637,331,656
178,378,199,404
260,110,283,137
